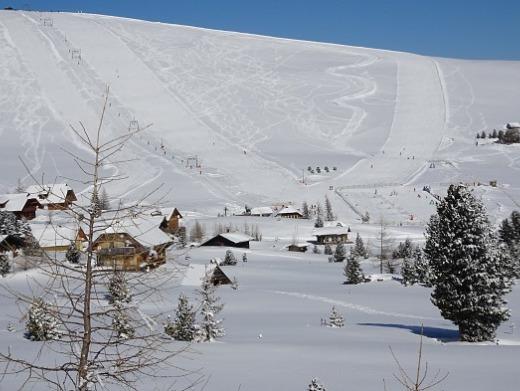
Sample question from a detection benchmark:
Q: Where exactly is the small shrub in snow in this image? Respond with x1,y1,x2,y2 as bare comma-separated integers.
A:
324,244,333,255
400,258,418,286
312,245,321,254
165,293,197,341
25,298,59,341
222,249,237,265
242,253,248,263
328,306,344,328
65,242,81,264
308,378,326,391
0,253,10,277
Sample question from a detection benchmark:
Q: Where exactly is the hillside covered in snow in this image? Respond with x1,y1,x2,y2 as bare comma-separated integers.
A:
1,10,520,220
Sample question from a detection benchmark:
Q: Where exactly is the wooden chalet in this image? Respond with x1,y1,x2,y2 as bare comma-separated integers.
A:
159,207,183,234
25,184,77,210
313,226,350,244
200,232,251,248
93,217,173,271
287,243,308,252
29,223,87,253
0,194,41,220
276,206,303,219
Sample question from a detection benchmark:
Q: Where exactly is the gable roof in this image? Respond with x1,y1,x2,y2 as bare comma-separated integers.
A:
276,206,302,216
29,223,82,248
219,232,251,244
25,183,76,205
312,226,350,236
0,193,40,212
250,206,273,215
93,215,172,247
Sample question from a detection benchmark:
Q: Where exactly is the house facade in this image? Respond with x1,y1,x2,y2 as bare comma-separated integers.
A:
200,232,251,248
160,207,183,234
313,227,350,244
25,184,77,210
0,194,42,220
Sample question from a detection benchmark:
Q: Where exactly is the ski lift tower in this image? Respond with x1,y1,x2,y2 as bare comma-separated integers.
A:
128,119,140,133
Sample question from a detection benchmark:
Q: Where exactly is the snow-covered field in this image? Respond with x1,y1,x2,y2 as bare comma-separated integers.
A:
1,9,520,390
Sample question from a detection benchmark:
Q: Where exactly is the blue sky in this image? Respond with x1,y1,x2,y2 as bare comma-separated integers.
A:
3,0,519,60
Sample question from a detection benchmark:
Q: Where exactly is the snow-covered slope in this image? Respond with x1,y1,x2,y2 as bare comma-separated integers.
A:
1,10,519,217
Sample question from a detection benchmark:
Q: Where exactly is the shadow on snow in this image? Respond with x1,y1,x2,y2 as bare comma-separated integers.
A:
358,322,459,342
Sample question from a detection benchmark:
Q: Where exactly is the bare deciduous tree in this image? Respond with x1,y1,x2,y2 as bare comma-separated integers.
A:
0,87,200,390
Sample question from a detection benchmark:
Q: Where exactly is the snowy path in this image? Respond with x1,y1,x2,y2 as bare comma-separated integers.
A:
271,290,438,321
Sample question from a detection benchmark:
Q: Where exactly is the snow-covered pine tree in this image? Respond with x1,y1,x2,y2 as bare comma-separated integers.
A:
308,378,326,391
314,203,324,228
108,269,131,304
333,243,346,262
0,253,10,277
413,247,432,287
302,201,310,219
0,210,31,237
499,211,520,277
65,242,81,264
198,275,224,342
424,184,515,342
223,249,237,265
400,257,418,286
324,196,334,221
112,302,134,340
343,254,364,284
165,293,197,341
352,233,367,258
90,189,102,217
25,298,59,341
324,244,333,255
99,188,111,211
328,306,344,328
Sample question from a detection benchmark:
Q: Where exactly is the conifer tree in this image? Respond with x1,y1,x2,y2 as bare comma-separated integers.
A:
0,210,31,237
352,233,367,258
112,302,134,340
189,221,205,243
108,270,131,304
302,201,310,219
413,247,432,287
165,294,197,341
65,242,81,264
223,249,237,265
324,196,334,221
343,254,364,284
99,188,111,210
314,204,324,228
198,275,224,342
333,243,347,262
400,257,418,286
328,306,344,328
0,253,10,277
313,245,321,254
425,184,515,342
308,378,326,391
25,298,59,341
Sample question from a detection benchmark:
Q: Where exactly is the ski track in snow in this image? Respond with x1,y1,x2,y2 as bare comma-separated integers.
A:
271,290,439,321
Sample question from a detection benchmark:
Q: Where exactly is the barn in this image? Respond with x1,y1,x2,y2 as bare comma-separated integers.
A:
159,207,183,234
25,183,77,210
200,232,251,248
0,194,42,220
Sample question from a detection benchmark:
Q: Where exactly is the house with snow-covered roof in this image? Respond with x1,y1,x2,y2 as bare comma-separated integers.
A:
29,223,87,253
159,207,184,234
313,226,350,244
25,183,77,210
92,216,173,271
276,206,303,219
200,232,251,248
0,193,41,220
